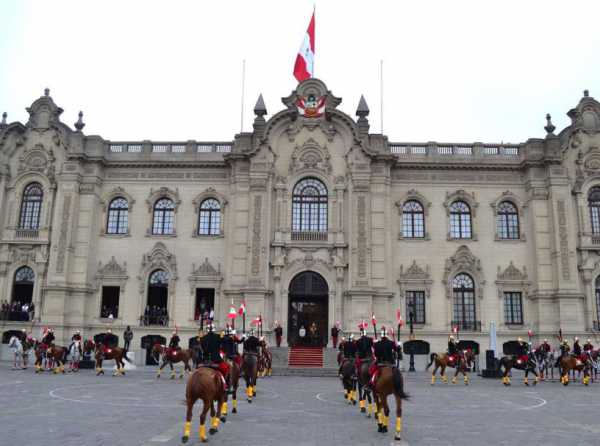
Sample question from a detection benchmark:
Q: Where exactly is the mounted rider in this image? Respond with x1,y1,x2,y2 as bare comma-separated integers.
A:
516,337,530,365
369,327,396,386
447,334,461,366
338,333,356,375
583,338,594,352
69,330,83,355
243,329,261,356
41,327,55,348
200,324,229,390
538,338,552,354
167,330,181,359
221,326,242,367
572,337,586,363
355,325,374,372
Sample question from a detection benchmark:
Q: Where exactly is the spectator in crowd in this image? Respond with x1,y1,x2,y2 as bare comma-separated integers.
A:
28,302,35,321
123,325,133,351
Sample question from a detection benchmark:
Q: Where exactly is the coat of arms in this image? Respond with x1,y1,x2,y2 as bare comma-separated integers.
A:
296,93,326,118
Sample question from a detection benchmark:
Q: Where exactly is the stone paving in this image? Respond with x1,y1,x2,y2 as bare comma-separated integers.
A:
0,364,599,446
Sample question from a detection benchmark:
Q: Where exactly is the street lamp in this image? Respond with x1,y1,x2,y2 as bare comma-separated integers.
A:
409,309,415,372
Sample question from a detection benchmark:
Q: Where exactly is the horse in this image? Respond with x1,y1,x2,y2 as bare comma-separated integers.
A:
534,348,554,381
356,358,375,417
338,357,357,405
85,340,130,376
241,352,258,403
559,354,592,386
67,340,82,372
426,350,476,385
498,351,539,386
181,367,227,444
21,337,34,369
220,357,241,422
8,336,24,370
258,339,273,377
152,344,193,379
372,364,409,441
35,343,67,374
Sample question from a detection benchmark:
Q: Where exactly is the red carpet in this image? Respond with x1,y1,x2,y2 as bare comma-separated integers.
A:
288,346,323,367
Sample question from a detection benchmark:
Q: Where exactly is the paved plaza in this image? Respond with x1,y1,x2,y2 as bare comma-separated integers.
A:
0,364,599,446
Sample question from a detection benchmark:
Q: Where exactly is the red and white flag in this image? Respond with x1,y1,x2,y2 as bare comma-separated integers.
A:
371,313,377,326
238,301,246,316
227,305,237,319
293,10,315,83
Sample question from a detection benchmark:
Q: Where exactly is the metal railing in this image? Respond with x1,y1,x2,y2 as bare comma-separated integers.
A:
450,320,482,332
593,321,600,331
107,142,233,154
291,231,328,242
16,229,39,239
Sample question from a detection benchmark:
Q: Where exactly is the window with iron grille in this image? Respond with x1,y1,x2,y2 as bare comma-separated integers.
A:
497,201,519,239
19,183,43,230
503,291,523,325
449,201,472,239
595,276,600,323
198,198,221,235
589,187,600,234
106,197,129,234
453,273,475,323
406,290,426,324
152,198,175,235
402,201,425,238
292,178,328,233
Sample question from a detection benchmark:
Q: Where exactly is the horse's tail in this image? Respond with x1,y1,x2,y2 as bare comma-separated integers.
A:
392,368,409,400
61,347,68,363
426,353,437,370
496,356,504,373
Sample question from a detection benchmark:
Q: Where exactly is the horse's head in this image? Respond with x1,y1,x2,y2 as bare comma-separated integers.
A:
463,349,475,367
151,343,164,361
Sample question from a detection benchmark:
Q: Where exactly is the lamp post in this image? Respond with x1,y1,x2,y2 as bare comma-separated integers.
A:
409,309,415,372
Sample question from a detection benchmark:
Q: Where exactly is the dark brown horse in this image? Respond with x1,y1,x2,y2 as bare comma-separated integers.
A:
559,355,591,385
426,350,475,385
152,344,193,379
339,358,357,405
498,353,539,386
258,339,273,377
84,340,130,376
34,342,67,373
357,359,374,417
220,358,241,422
373,365,409,441
241,352,258,403
182,367,226,443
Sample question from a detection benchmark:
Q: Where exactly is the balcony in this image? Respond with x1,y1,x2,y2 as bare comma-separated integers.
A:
291,231,328,242
15,229,39,239
450,320,482,332
593,321,599,331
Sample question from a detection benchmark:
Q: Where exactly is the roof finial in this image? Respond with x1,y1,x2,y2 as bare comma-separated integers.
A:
254,94,267,117
74,111,85,131
1,112,7,127
356,95,370,118
584,89,589,97
544,113,556,135
44,87,50,97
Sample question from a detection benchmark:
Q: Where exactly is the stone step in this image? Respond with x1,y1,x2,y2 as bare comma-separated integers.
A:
271,367,339,377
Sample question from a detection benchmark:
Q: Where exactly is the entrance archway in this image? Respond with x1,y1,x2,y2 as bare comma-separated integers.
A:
288,271,328,347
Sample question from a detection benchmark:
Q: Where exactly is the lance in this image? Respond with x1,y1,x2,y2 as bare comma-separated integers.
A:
372,313,377,340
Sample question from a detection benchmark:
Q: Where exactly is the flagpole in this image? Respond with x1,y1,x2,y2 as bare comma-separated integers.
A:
240,59,246,133
380,59,384,134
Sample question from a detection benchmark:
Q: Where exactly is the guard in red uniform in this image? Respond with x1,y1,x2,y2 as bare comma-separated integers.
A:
369,328,396,386
200,324,229,390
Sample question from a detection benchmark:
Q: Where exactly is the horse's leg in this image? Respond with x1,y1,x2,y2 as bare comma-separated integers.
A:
157,359,165,378
452,366,459,384
232,373,238,414
382,395,390,433
441,364,448,383
209,399,219,435
375,393,384,433
170,361,176,380
463,366,469,385
182,396,195,444
199,398,209,442
431,363,437,385
221,379,229,422
394,392,403,441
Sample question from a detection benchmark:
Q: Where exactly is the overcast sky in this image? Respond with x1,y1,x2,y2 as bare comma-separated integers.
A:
2,1,600,144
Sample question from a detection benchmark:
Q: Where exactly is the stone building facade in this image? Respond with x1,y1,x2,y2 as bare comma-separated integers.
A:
1,79,600,353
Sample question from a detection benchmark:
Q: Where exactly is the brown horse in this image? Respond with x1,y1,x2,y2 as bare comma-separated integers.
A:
34,343,67,374
220,358,241,422
559,355,591,385
426,350,475,385
258,339,273,377
152,344,193,379
357,359,374,417
373,365,409,441
241,352,258,403
181,367,226,443
84,340,130,376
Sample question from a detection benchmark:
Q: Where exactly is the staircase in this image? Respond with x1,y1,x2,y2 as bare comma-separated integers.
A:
288,346,323,367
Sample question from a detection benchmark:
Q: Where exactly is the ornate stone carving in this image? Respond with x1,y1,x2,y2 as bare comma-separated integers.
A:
16,144,56,182
497,262,527,281
96,257,128,291
288,138,332,176
495,262,531,300
189,258,223,294
56,195,72,274
100,187,136,212
443,245,485,299
399,261,429,280
191,258,220,276
443,190,478,216
357,195,367,277
10,246,37,265
251,195,262,276
138,242,177,293
557,200,571,280
398,261,433,299
145,187,181,212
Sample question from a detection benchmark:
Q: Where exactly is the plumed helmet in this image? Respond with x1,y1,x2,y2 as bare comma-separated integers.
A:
449,335,455,341
172,331,177,335
517,337,523,342
360,327,367,336
224,326,231,335
380,328,387,338
107,329,112,333
574,337,579,342
249,329,255,336
231,329,236,336
587,338,591,343
349,334,355,340
207,324,215,332
543,338,548,343
21,329,26,333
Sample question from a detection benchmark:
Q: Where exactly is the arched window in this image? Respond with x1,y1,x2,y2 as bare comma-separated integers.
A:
402,200,425,238
12,266,35,316
146,270,170,325
152,198,175,235
589,187,600,234
452,273,476,330
496,201,519,239
292,178,328,233
106,197,129,234
595,276,600,326
449,201,472,239
19,183,43,230
198,198,221,235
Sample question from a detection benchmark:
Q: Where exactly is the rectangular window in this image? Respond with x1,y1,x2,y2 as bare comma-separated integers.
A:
504,292,523,325
100,286,120,318
406,291,426,324
194,288,215,321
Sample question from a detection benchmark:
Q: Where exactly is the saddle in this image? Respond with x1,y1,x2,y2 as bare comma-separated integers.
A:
516,355,529,364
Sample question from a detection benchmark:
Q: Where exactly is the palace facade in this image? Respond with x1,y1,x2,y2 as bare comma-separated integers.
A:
1,79,600,353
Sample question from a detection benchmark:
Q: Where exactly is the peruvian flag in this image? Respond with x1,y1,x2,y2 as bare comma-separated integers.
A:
238,301,246,316
227,305,237,319
293,10,315,83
